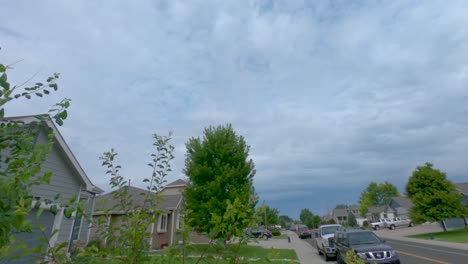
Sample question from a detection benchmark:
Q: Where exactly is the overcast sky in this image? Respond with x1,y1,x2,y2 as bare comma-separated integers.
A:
2,0,468,218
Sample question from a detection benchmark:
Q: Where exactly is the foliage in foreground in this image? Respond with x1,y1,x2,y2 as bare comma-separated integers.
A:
0,49,76,262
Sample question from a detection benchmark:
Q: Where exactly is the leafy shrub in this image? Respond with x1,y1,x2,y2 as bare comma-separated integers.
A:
362,221,369,227
271,230,281,236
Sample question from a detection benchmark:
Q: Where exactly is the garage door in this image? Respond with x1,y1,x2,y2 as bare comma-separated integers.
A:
1,209,56,264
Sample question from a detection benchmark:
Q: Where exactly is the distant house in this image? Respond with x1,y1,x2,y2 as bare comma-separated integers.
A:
389,197,414,219
332,205,360,225
366,205,396,222
91,179,185,249
454,183,468,207
2,115,104,264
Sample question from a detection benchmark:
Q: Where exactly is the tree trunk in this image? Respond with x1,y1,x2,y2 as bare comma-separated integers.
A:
440,220,447,232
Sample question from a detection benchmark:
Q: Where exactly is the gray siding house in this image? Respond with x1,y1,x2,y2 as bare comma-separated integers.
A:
2,115,103,263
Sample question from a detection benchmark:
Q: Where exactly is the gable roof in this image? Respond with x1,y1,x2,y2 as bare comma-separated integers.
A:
93,185,183,215
455,183,468,196
5,115,103,194
390,196,414,209
367,205,389,214
166,179,187,187
332,208,348,217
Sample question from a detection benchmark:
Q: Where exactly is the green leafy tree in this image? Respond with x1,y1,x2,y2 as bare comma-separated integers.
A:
348,212,358,227
0,51,71,260
183,124,256,240
256,204,280,226
299,209,321,228
359,182,400,216
406,162,467,232
278,215,293,229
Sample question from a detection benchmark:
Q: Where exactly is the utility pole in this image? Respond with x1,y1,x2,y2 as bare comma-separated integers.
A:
263,200,267,228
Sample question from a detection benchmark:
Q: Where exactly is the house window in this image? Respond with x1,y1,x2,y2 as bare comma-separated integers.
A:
176,214,184,230
158,214,168,232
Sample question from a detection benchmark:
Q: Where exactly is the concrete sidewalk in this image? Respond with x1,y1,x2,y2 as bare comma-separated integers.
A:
249,231,327,264
375,223,468,251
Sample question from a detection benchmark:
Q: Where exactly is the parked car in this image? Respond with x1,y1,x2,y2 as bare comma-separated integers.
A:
370,218,391,230
296,224,312,239
334,228,400,264
244,227,272,239
315,224,342,261
386,217,414,230
289,224,298,232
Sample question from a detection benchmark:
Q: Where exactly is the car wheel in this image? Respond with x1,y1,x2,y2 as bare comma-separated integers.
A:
317,245,323,255
409,222,414,227
390,225,395,230
375,225,380,230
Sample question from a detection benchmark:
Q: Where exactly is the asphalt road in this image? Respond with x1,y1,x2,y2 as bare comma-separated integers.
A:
386,238,468,264
304,236,468,264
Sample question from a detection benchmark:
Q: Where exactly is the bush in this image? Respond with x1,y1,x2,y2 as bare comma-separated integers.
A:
362,221,369,227
271,230,281,236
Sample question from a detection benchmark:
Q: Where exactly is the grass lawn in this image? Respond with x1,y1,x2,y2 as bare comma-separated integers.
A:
408,228,468,243
151,244,298,263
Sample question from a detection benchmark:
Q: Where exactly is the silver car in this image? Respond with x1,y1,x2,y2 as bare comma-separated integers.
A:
315,224,342,261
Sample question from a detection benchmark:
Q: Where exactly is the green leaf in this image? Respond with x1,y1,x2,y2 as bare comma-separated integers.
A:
50,205,58,215
55,118,63,126
48,83,58,91
0,64,5,72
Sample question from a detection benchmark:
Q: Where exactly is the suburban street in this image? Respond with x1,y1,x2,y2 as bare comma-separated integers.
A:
386,238,468,264
303,235,468,264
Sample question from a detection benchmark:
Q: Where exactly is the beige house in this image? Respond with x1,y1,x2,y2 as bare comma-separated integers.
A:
366,205,396,221
91,179,185,249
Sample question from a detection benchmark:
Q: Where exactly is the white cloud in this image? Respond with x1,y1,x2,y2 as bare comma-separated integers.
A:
2,0,468,216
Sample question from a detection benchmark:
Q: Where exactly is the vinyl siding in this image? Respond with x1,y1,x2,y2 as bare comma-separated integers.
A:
29,131,87,245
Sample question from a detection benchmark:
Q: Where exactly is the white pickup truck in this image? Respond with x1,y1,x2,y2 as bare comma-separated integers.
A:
387,217,414,230
370,218,390,230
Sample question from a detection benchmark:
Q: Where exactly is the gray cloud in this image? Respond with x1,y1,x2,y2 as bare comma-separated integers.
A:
2,0,468,218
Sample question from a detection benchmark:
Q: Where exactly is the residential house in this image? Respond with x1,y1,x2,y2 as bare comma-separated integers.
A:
332,205,360,225
389,196,414,219
91,179,185,249
446,183,468,229
366,205,396,222
1,115,103,264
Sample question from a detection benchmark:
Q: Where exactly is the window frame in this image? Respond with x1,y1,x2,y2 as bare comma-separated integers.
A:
158,213,168,232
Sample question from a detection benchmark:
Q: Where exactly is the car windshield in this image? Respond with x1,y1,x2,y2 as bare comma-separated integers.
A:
322,226,340,235
298,226,309,231
348,232,381,245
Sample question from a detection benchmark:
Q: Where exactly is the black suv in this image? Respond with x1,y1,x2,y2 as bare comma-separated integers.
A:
334,228,400,264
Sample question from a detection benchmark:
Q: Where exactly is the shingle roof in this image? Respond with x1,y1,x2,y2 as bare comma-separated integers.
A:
367,205,388,214
391,196,414,209
332,208,348,217
455,183,468,196
166,179,187,187
93,185,182,215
